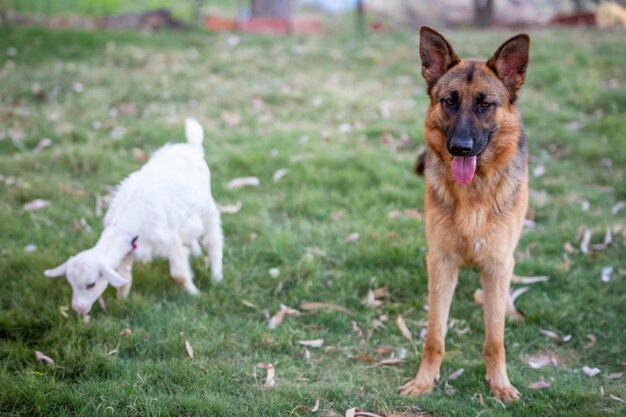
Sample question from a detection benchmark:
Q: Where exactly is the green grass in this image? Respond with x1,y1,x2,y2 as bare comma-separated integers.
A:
0,25,625,417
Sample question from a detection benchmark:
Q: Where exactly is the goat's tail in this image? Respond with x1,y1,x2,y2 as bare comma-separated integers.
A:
185,118,204,152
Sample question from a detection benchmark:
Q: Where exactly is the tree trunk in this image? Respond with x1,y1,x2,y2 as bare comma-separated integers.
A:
474,0,494,27
251,0,292,18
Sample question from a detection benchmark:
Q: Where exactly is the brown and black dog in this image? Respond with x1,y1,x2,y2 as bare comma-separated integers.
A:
400,27,530,402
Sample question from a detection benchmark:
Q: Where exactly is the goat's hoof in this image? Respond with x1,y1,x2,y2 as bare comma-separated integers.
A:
116,285,131,299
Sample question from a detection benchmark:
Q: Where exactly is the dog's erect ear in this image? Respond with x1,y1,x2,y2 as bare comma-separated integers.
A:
44,261,68,278
487,34,530,100
419,26,460,91
100,265,129,288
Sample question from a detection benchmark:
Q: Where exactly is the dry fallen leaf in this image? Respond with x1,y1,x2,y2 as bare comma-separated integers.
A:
591,227,613,251
58,183,87,198
473,288,484,304
255,362,276,389
292,398,321,413
346,408,356,417
268,268,280,278
272,168,288,182
59,305,69,319
527,354,558,369
241,299,256,308
388,208,421,220
372,357,404,367
375,346,394,355
23,199,51,211
345,232,360,243
363,289,383,308
580,199,590,212
564,241,577,254
221,111,241,127
605,372,623,380
118,328,132,336
512,275,550,284
227,177,260,189
299,301,352,316
586,334,597,348
351,320,364,339
447,368,464,380
357,351,375,363
539,329,572,344
184,339,194,359
268,304,300,329
533,165,546,177
33,137,53,153
610,394,625,403
528,379,552,389
35,351,55,367
580,229,592,254
298,339,324,348
510,286,530,303
83,314,92,324
217,201,242,214
132,148,148,162
396,315,412,341
582,366,601,377
601,266,613,282
98,297,107,311
611,201,626,215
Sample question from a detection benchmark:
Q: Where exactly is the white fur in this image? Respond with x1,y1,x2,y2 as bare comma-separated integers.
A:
44,118,224,316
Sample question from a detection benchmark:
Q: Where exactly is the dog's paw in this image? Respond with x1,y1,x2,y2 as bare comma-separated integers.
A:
399,376,435,397
490,382,521,403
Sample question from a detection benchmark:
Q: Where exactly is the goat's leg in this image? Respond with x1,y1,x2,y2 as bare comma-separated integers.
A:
168,238,199,295
116,256,134,299
202,199,224,282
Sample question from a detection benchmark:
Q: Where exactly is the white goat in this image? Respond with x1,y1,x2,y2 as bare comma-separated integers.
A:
44,118,223,316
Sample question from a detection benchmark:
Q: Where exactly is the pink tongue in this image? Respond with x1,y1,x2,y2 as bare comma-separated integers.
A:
451,156,477,184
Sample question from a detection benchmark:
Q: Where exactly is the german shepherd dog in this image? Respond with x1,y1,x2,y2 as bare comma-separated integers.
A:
400,27,530,402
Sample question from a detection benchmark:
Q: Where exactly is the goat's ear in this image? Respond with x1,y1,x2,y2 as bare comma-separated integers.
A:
100,265,129,288
487,34,530,99
419,26,460,91
44,261,68,278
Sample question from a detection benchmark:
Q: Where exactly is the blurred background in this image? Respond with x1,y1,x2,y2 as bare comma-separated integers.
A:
2,0,626,32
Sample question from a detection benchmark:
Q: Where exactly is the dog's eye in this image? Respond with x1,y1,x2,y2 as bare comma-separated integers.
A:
86,282,96,290
444,98,456,106
480,102,491,108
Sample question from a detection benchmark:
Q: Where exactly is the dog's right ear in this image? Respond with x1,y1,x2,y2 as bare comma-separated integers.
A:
419,26,460,92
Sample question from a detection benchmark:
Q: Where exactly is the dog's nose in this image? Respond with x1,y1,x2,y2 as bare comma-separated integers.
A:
449,138,473,156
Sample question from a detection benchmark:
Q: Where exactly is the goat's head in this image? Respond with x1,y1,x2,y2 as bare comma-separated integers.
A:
44,250,128,316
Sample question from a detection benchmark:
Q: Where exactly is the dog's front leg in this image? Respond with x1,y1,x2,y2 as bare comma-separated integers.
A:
480,256,521,402
400,250,459,397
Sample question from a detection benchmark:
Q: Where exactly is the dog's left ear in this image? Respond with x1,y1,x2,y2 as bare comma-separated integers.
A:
487,34,530,99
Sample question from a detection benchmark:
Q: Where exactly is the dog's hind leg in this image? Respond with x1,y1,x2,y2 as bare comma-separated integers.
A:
481,256,521,402
400,250,459,397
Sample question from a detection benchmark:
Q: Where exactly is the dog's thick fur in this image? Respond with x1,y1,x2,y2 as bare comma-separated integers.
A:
400,27,530,402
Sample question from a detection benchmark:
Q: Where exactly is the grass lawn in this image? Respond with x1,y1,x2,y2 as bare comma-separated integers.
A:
0,24,624,417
